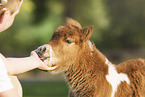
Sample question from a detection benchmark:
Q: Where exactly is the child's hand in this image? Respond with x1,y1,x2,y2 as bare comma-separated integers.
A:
30,51,56,71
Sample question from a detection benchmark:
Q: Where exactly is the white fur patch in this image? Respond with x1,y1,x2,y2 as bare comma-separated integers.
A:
87,40,94,55
43,45,60,66
105,58,130,97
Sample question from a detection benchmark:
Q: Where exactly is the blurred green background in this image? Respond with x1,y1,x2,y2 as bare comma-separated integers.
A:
1,0,145,96
22,81,68,97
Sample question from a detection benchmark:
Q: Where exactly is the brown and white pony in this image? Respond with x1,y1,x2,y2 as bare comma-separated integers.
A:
35,18,145,97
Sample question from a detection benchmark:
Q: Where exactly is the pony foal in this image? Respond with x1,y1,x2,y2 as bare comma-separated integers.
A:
35,18,145,97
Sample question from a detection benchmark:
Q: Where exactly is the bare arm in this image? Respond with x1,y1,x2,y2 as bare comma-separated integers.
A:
0,51,56,75
6,52,43,75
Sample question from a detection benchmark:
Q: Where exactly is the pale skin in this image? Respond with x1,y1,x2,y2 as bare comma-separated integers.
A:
0,0,56,97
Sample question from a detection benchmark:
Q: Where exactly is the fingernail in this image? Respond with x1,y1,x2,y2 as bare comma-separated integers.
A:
48,66,57,70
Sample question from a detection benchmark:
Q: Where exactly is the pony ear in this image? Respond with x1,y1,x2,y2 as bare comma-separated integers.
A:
80,26,94,42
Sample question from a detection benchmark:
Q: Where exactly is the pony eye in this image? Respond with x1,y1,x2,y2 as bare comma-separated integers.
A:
65,40,72,44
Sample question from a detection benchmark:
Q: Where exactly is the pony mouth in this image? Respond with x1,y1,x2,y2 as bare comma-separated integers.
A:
39,56,50,61
35,50,50,61
34,47,57,69
37,53,56,67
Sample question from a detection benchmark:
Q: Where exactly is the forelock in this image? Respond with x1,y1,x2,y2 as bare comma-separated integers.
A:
65,18,82,29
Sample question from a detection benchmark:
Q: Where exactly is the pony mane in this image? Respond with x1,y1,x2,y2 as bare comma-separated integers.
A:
65,18,82,29
56,18,82,31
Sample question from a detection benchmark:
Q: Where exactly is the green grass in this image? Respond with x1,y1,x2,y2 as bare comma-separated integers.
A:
22,81,69,97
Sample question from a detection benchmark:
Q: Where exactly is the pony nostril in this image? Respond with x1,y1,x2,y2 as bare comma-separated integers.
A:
39,47,42,51
35,46,47,55
37,46,46,52
35,46,47,58
42,47,46,53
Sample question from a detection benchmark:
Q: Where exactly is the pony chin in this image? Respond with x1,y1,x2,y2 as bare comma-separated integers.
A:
50,67,67,74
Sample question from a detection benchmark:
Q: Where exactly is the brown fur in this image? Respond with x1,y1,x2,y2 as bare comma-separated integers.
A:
36,18,145,97
115,59,145,97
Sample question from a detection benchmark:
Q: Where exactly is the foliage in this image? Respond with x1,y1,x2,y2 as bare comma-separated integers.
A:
0,0,145,56
102,0,145,49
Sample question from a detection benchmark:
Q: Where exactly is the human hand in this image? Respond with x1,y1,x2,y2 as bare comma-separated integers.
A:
30,51,56,71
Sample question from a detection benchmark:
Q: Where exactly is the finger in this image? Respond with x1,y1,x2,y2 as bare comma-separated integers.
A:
30,51,37,56
41,66,57,71
47,66,57,70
